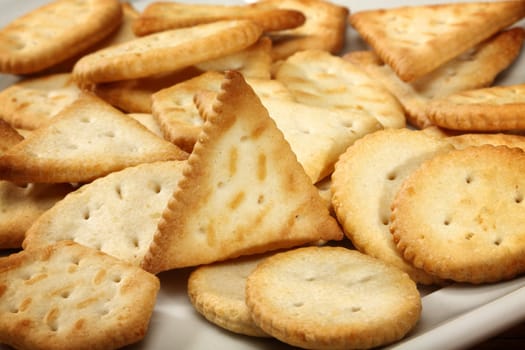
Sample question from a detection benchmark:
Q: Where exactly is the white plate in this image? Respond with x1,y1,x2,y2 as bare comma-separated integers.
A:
0,1,524,349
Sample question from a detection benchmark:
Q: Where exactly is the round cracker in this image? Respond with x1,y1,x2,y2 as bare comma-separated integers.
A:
245,246,421,350
188,255,270,337
391,145,525,283
332,128,453,285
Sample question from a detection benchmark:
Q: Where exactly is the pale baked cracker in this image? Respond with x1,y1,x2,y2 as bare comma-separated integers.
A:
0,182,75,250
127,113,163,138
391,145,525,284
274,49,406,129
0,124,74,250
0,93,187,184
141,71,343,273
259,0,349,60
0,0,122,74
151,71,295,152
258,96,382,183
426,84,525,131
332,129,453,285
0,120,23,154
0,73,81,130
23,160,185,266
345,27,525,129
133,2,305,36
0,240,159,350
449,133,525,151
188,254,271,337
245,246,421,349
73,20,263,84
349,1,525,82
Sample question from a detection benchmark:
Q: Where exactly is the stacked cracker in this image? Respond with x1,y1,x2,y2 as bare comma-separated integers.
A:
0,0,524,349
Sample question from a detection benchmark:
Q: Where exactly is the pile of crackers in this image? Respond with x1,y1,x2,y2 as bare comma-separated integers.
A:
0,0,524,349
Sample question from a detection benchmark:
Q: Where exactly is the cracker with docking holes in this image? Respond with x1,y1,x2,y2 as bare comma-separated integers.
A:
345,27,525,129
332,128,452,285
245,246,422,349
349,1,525,82
391,145,525,284
426,84,525,131
0,73,81,131
0,93,187,184
141,71,342,273
274,49,405,129
188,253,271,337
23,160,185,266
0,0,122,75
73,20,263,84
0,241,159,350
260,0,349,60
133,1,305,36
94,37,273,114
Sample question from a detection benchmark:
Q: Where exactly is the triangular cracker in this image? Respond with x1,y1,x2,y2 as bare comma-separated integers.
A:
345,27,525,128
23,160,185,266
0,73,81,130
141,71,343,273
0,93,187,183
349,1,525,82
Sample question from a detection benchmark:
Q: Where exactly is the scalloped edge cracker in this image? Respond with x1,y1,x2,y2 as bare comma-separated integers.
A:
349,1,525,82
141,71,343,273
0,93,187,183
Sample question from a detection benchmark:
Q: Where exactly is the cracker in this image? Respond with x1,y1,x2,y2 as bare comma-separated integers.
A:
261,0,349,60
391,145,525,283
0,73,81,130
332,128,452,285
141,71,343,273
257,95,382,183
0,182,75,250
0,120,24,154
188,254,271,337
345,27,525,129
349,1,525,82
0,240,159,350
23,160,185,266
245,246,421,349
133,2,305,36
449,133,525,150
0,0,122,74
0,93,187,183
127,113,163,138
274,49,406,129
426,84,525,131
72,20,263,84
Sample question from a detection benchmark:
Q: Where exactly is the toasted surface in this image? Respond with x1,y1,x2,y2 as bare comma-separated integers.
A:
73,20,263,84
448,133,525,150
0,73,81,130
345,28,525,128
332,129,452,285
0,93,187,183
275,50,405,129
261,0,349,60
133,2,305,36
426,84,525,131
141,71,342,273
246,246,422,349
0,120,24,154
0,241,160,350
391,145,525,283
188,254,271,337
0,182,75,250
23,160,185,266
349,1,525,82
0,0,122,74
